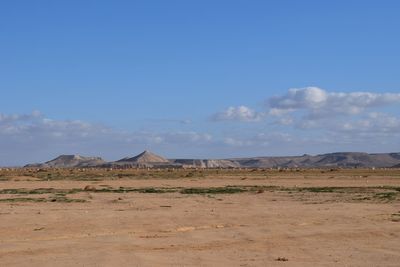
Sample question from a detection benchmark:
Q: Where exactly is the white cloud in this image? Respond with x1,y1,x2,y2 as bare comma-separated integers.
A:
214,87,400,123
269,87,328,110
214,87,400,136
269,87,400,118
210,87,400,154
212,106,263,122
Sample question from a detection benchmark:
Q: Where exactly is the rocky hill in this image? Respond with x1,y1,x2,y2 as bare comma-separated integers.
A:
24,151,400,168
116,150,169,164
25,155,106,168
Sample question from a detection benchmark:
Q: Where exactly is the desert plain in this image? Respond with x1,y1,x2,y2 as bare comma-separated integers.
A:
0,168,399,266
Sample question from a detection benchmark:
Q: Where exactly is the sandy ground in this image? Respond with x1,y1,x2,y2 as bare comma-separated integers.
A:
1,174,400,266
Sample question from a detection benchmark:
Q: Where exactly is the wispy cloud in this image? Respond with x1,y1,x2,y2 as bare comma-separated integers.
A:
337,112,400,134
223,132,293,148
211,106,264,122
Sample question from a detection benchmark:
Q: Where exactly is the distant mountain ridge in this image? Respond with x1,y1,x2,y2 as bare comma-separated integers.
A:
24,151,400,168
228,152,400,168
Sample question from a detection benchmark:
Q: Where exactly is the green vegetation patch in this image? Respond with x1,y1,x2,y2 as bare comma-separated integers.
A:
49,196,87,203
0,185,399,203
291,186,371,193
0,197,47,202
0,196,86,203
180,186,246,194
391,212,400,222
374,192,397,201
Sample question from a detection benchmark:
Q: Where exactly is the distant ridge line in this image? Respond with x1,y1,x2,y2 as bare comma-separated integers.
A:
23,151,400,168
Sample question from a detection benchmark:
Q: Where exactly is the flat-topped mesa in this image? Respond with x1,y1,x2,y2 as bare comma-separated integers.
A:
117,150,169,163
25,154,106,168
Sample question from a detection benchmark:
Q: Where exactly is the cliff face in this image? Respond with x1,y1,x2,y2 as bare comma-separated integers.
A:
172,159,241,168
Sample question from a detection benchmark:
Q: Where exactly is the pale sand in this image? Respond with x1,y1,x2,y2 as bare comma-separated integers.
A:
0,175,399,266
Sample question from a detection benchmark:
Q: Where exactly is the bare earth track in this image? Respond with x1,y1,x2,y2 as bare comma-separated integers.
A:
0,168,399,266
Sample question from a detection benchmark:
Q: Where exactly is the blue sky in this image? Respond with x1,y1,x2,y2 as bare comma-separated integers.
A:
1,1,400,165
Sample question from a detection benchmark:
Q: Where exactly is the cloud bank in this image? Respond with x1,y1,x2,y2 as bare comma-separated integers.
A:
211,86,400,154
1,87,399,165
269,87,400,118
214,87,400,124
0,111,213,166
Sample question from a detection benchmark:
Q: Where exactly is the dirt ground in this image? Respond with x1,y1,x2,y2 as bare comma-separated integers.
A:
0,169,399,266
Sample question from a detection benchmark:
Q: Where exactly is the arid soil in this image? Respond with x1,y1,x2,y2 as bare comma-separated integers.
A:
0,169,399,266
